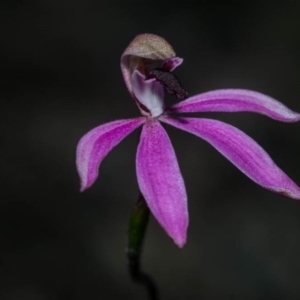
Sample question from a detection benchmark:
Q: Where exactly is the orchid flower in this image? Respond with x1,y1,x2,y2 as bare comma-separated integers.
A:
76,33,300,248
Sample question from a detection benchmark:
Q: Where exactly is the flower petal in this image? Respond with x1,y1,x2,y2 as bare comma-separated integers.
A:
76,118,145,191
131,70,165,117
136,119,188,247
161,116,300,199
169,89,300,122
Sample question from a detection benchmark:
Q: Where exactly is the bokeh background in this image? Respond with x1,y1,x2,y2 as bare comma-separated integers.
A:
1,1,300,299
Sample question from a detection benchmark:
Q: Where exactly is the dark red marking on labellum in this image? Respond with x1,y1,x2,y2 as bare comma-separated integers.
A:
148,69,189,100
136,99,151,114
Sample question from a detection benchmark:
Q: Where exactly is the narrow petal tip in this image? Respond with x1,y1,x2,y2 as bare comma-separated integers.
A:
266,185,300,200
174,235,187,248
79,184,89,193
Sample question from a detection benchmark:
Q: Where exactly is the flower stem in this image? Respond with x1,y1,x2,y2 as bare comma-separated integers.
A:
127,193,160,300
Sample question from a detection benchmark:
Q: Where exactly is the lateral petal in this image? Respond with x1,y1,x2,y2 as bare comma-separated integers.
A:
76,118,145,191
136,119,188,247
161,116,300,199
170,89,300,122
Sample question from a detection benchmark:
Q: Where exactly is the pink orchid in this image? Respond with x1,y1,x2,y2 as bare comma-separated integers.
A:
76,34,300,248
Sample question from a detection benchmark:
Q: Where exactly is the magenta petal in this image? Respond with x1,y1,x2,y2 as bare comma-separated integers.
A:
136,119,188,247
170,89,300,122
76,118,145,191
161,116,300,199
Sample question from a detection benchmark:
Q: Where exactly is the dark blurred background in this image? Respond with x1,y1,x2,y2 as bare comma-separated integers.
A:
1,1,300,299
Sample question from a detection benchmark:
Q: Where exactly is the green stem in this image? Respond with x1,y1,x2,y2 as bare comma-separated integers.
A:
127,193,160,300
128,193,150,255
